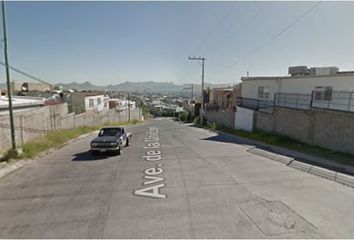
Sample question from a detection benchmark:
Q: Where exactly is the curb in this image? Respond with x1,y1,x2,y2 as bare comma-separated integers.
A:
201,125,354,188
0,131,96,180
0,159,31,179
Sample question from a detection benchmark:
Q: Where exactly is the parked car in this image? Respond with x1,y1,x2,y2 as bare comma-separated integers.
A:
90,126,132,155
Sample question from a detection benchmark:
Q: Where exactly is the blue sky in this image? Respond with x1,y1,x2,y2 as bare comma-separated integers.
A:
1,1,354,86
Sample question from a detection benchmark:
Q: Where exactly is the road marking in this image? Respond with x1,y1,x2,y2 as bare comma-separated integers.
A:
134,127,167,199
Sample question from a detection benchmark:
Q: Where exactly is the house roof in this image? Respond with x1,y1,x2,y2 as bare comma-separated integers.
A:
211,87,234,91
241,71,354,81
0,95,45,110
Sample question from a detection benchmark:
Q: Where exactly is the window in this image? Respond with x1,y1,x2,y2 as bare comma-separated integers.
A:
258,86,270,99
97,98,102,105
323,87,333,100
89,99,94,107
99,128,121,136
314,86,332,101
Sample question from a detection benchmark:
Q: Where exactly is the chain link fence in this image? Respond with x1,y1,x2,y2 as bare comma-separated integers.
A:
274,91,354,112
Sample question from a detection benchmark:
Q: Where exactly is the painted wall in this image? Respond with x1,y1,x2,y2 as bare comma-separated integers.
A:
235,107,255,132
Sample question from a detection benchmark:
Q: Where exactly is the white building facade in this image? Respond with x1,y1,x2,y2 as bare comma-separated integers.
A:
84,95,107,112
235,66,354,131
241,69,354,101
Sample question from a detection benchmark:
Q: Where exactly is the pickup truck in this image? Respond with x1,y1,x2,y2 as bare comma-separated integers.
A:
90,126,132,155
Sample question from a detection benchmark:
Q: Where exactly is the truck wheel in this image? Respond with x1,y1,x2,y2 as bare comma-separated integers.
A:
117,147,122,155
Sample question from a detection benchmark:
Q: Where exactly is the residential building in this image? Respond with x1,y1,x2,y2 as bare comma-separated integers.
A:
64,92,109,114
13,80,51,93
236,65,354,132
241,66,354,101
207,84,242,110
108,98,136,111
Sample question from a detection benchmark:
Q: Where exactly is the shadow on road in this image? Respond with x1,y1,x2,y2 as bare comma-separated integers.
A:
201,134,253,145
200,132,276,153
187,123,354,176
72,151,111,161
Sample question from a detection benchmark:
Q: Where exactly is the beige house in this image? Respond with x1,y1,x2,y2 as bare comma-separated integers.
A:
208,84,242,110
13,80,51,93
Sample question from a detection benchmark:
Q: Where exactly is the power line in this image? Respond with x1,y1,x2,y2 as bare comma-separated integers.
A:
210,1,322,76
202,3,269,56
0,60,53,86
199,4,236,46
190,3,237,56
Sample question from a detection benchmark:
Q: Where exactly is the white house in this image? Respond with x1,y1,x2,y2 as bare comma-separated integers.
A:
108,98,136,111
235,66,354,132
241,66,354,101
84,94,108,112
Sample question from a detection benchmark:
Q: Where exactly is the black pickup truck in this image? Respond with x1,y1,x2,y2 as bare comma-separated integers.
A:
90,126,132,155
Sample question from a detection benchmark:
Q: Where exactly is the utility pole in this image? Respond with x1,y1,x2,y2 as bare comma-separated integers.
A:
2,0,19,155
128,93,130,122
184,83,194,102
188,56,206,125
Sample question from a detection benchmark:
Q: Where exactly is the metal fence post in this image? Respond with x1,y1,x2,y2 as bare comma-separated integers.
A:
296,94,299,109
20,115,24,145
348,92,353,112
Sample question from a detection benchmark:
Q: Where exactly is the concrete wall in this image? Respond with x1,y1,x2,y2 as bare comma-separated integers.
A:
242,74,354,101
204,109,235,129
255,107,354,155
0,104,142,154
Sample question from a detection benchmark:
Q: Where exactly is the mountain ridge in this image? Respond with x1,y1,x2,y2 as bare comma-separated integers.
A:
57,81,236,93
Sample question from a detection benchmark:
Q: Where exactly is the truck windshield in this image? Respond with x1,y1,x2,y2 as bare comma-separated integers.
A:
99,128,121,137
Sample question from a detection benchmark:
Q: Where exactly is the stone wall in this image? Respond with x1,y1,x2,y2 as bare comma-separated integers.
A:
0,104,142,153
255,107,354,154
204,109,235,129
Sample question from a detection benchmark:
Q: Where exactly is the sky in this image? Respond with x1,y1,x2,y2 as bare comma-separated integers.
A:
1,1,354,86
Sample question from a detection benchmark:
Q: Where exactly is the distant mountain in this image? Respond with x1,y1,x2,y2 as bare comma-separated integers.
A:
56,81,237,93
112,81,184,92
57,81,105,91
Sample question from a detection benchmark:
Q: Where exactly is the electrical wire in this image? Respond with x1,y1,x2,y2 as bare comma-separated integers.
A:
210,1,322,76
0,60,53,86
202,3,269,56
190,3,237,56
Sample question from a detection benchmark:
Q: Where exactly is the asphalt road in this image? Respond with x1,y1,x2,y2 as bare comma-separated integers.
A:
0,118,354,238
